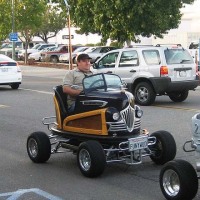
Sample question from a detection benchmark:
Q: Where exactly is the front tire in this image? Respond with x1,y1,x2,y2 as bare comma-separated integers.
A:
168,90,189,102
134,82,156,106
27,131,51,163
77,140,106,177
149,131,176,165
160,159,198,200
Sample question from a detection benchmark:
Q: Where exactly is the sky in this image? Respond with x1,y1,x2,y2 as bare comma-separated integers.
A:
181,0,200,16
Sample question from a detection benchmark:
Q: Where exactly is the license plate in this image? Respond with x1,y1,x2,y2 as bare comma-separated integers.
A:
177,70,191,78
129,136,148,151
0,68,8,72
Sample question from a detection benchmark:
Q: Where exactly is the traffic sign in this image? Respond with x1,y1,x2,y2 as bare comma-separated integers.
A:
9,32,18,41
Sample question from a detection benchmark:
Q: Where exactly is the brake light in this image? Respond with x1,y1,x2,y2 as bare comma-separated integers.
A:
160,66,168,76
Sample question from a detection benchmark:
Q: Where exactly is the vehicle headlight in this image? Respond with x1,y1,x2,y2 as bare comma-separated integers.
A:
135,105,143,118
113,112,120,121
106,107,121,122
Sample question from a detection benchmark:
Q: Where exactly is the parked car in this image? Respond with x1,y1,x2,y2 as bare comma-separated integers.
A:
28,46,57,62
84,46,118,63
0,41,35,59
59,46,89,63
41,45,81,63
0,54,22,89
18,43,56,60
92,44,199,105
188,41,200,70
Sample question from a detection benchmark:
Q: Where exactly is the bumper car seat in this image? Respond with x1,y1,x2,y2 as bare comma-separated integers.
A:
53,85,68,123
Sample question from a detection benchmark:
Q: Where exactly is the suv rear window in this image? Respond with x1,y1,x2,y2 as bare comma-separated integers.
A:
164,49,193,64
142,50,160,65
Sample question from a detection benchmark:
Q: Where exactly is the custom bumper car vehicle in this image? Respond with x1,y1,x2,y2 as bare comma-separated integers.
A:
27,73,176,177
160,113,200,200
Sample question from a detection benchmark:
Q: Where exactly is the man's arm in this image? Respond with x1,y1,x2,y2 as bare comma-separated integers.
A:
63,85,82,97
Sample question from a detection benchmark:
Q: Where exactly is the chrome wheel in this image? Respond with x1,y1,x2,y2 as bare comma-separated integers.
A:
79,149,91,171
28,138,38,158
27,132,51,163
162,169,180,197
137,87,148,102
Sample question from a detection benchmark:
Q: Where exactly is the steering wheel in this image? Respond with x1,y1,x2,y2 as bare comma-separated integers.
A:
88,79,104,88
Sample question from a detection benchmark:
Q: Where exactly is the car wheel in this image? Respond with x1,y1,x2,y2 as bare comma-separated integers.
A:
134,82,156,106
10,83,19,89
149,131,176,165
168,90,189,102
77,140,106,177
27,131,51,163
50,56,58,63
160,159,198,200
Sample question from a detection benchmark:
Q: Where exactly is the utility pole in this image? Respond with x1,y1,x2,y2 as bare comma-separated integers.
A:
12,0,16,60
63,0,73,70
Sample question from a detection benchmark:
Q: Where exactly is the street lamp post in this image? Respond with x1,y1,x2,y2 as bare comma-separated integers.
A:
63,0,73,70
12,0,16,60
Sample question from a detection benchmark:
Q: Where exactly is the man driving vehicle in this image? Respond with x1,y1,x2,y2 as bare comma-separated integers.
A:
63,53,93,112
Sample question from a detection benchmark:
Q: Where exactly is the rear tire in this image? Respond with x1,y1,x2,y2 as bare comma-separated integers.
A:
168,90,189,102
149,131,176,165
77,140,106,177
50,56,59,63
10,83,19,89
27,131,51,163
134,82,156,106
160,159,198,200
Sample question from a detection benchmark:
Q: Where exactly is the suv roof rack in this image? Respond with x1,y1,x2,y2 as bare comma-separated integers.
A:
126,45,154,48
155,44,182,47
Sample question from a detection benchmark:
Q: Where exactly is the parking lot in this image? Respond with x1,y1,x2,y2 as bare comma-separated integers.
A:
0,65,200,200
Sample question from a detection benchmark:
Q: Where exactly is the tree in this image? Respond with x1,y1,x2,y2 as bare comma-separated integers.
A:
66,0,195,46
15,0,47,63
34,4,67,43
0,0,12,42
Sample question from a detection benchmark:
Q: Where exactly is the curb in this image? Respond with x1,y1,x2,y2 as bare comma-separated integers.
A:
17,61,76,70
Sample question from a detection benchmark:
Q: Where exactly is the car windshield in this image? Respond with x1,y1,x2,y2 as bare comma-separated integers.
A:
0,54,15,62
164,49,194,64
84,47,96,53
32,44,41,49
83,73,122,93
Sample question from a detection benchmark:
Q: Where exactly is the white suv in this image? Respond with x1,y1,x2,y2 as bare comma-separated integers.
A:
92,44,199,105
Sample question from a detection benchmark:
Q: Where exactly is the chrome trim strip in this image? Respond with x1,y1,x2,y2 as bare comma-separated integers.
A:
80,100,108,107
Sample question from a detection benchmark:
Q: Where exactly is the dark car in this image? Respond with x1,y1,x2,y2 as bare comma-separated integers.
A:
27,73,176,178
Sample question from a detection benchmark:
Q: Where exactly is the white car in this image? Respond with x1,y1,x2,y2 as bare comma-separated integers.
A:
18,43,56,60
28,46,56,61
0,54,22,89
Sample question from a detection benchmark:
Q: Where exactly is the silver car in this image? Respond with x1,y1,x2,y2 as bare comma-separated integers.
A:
93,44,199,105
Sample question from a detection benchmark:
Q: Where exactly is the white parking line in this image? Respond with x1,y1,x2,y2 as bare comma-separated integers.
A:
20,88,53,95
0,188,63,200
0,104,8,108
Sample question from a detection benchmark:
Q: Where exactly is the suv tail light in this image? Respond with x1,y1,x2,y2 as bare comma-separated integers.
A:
160,66,168,77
